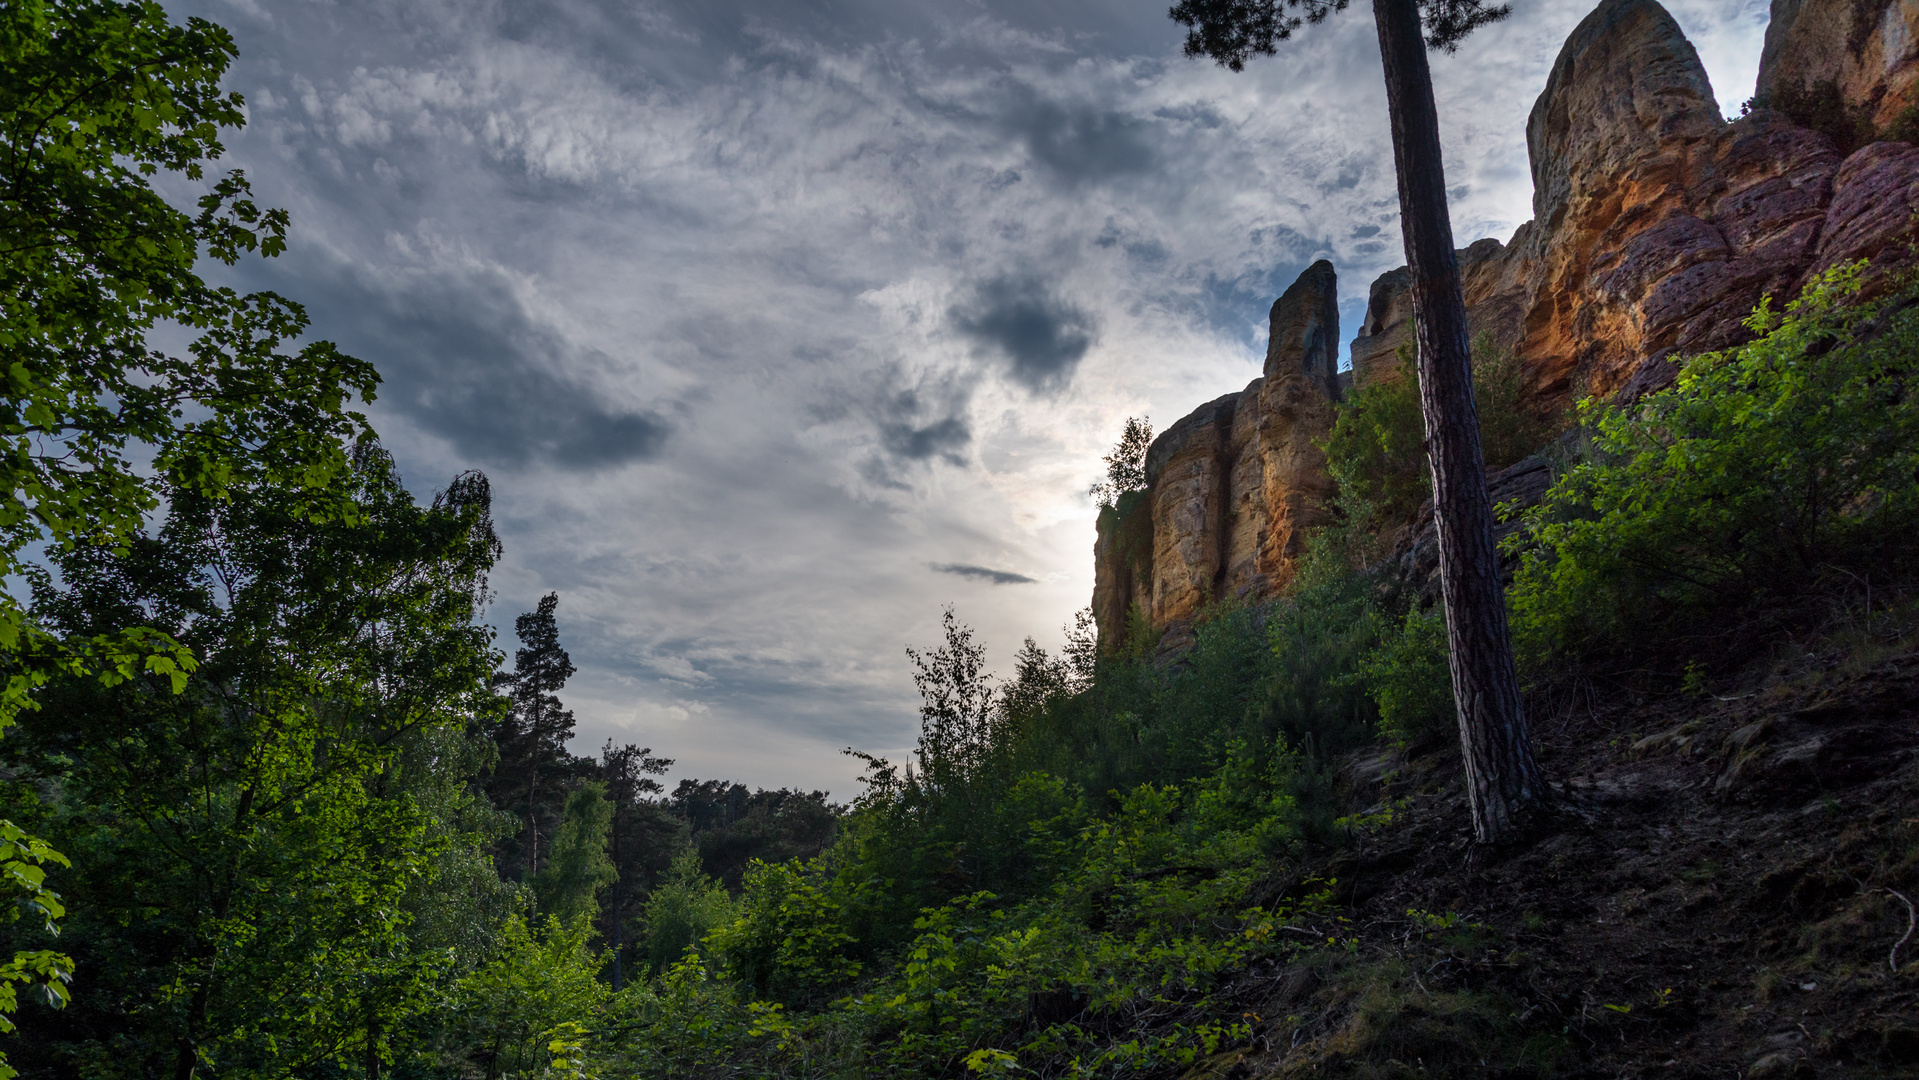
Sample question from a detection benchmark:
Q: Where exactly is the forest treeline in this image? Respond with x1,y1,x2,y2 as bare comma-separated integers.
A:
6,261,1913,1077
4,2,1917,1079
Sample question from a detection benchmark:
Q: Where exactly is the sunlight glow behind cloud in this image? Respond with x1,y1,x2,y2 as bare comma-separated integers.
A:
185,0,1770,794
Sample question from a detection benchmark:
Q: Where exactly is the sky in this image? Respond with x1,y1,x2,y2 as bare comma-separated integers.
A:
171,0,1771,796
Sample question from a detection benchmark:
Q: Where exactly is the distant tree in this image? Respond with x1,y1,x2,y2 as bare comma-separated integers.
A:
1089,416,1154,509
1168,0,1548,842
536,782,619,927
907,607,1002,796
1061,607,1100,691
599,740,672,989
667,781,840,891
1000,636,1071,724
488,594,582,882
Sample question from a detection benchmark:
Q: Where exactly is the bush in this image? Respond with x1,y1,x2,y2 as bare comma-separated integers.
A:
1358,605,1454,748
1508,263,1919,665
707,857,861,1001
457,914,609,1078
1320,333,1563,568
1763,78,1876,154
637,848,735,975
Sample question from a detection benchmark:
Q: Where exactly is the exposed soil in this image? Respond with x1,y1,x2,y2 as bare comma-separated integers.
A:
1194,640,1919,1079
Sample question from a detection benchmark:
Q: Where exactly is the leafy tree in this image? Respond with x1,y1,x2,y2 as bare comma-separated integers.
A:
1169,0,1547,841
0,0,383,1058
0,0,377,709
456,914,607,1080
908,606,1002,797
636,849,734,976
0,446,503,1079
536,782,618,927
1088,416,1153,509
1060,607,1100,692
1000,636,1072,726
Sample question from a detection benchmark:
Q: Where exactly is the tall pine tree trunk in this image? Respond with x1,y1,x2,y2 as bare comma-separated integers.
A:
1372,0,1547,843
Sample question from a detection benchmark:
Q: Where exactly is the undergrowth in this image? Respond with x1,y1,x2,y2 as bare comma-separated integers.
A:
461,265,1919,1080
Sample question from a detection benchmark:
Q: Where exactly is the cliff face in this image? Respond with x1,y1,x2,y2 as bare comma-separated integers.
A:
1093,0,1919,653
1091,262,1341,655
1354,0,1919,406
1758,0,1919,130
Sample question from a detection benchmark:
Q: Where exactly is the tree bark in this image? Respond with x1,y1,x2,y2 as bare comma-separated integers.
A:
1372,0,1548,843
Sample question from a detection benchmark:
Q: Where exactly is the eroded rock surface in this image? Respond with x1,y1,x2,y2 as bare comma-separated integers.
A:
1758,0,1919,129
1353,0,1919,405
1095,0,1919,652
1091,262,1341,649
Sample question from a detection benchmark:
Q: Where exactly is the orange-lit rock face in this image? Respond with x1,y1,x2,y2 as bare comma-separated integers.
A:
1094,0,1919,654
1352,0,1919,405
1515,0,1728,399
1091,262,1340,650
1759,0,1919,129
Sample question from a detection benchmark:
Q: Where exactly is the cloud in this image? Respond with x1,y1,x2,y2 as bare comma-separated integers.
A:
293,263,671,471
931,563,1037,585
949,273,1098,394
180,0,1775,795
1006,91,1158,187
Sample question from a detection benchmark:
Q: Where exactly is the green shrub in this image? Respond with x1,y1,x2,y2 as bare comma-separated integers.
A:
707,857,861,1001
1322,343,1430,561
637,848,735,975
1320,333,1563,569
1508,263,1919,665
1357,605,1454,748
1764,78,1877,154
1254,564,1381,760
456,914,609,1078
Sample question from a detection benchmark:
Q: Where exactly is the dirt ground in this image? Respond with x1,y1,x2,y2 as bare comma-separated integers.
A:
1197,639,1919,1079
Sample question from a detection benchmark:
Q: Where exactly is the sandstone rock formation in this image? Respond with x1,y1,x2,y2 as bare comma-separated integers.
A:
1758,0,1919,130
1091,262,1341,652
1352,0,1919,405
1094,0,1919,652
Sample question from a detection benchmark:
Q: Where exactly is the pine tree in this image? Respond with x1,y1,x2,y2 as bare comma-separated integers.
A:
488,593,582,881
599,741,673,989
1167,0,1549,842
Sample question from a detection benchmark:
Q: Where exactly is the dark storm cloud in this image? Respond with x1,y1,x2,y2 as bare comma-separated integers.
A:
882,414,971,463
826,365,977,488
1005,90,1158,186
930,563,1037,585
949,274,1097,394
297,265,669,470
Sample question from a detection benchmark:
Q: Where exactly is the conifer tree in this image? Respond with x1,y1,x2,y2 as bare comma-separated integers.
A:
1167,0,1549,842
489,594,581,881
600,740,673,989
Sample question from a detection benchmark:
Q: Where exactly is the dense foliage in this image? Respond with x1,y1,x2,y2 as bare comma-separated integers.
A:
0,1,385,1066
6,3,1919,1076
1507,263,1919,670
1318,332,1559,567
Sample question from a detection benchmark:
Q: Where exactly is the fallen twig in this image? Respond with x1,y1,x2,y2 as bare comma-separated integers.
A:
1884,887,1916,975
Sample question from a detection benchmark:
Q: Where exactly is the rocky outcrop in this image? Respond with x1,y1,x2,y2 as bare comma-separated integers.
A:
1091,262,1341,650
1095,0,1919,651
1758,0,1919,130
1352,0,1919,404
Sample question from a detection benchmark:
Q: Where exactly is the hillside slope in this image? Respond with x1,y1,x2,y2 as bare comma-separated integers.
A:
1189,637,1919,1078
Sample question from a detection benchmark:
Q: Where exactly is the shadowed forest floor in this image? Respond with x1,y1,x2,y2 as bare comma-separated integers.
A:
1188,642,1919,1078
